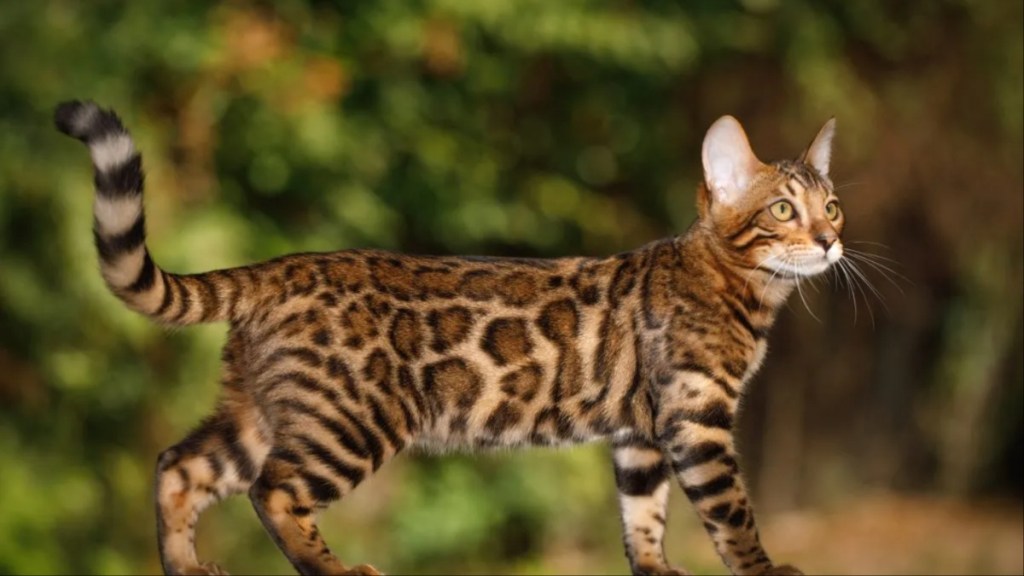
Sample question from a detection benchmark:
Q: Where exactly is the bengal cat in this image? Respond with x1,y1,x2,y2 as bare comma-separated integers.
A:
55,99,843,576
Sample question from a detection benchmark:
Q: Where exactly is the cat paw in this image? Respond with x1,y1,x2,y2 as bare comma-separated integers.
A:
181,562,230,575
763,564,802,576
343,564,383,576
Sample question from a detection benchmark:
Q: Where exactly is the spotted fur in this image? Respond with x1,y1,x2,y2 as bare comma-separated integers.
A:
56,101,843,576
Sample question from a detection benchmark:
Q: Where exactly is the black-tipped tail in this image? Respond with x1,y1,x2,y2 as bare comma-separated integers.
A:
55,99,240,326
55,100,130,144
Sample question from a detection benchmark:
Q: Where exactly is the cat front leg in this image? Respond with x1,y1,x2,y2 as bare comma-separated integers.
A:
611,436,688,576
654,372,801,576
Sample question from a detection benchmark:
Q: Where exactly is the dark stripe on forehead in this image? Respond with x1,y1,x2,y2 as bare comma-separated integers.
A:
791,167,813,190
776,159,823,186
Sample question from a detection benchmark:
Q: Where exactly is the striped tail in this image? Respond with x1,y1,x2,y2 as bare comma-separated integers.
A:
55,100,241,326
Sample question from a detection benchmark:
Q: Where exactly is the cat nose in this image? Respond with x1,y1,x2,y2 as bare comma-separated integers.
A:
815,234,837,251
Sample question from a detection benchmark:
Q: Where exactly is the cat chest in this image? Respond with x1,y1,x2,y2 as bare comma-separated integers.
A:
742,340,768,384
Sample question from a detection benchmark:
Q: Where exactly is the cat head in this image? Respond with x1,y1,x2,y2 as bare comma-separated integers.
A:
697,116,844,278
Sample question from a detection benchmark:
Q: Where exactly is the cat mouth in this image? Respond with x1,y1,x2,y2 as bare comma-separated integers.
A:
826,242,844,264
760,253,835,278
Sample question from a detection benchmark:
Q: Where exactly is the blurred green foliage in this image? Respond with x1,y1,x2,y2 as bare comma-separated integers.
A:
0,1,1021,574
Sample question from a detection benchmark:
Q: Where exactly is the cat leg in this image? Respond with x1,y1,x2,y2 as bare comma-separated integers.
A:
655,374,801,576
249,454,385,576
612,436,688,576
155,388,271,575
250,382,411,575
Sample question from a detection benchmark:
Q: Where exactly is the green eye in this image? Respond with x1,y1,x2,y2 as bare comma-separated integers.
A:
770,200,795,221
825,200,840,221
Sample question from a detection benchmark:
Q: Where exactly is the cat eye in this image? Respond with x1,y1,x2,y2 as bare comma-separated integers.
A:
825,200,841,221
769,200,795,221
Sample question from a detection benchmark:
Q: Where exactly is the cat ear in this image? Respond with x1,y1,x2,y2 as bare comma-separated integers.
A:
801,117,836,178
701,115,764,205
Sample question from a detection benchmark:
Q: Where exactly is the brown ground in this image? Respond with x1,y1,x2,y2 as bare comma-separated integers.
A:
763,494,1024,576
541,492,1024,575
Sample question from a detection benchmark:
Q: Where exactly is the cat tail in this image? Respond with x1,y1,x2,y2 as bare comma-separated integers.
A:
55,100,251,326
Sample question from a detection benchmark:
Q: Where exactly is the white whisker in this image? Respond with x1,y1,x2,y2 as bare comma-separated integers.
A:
833,181,863,191
844,249,911,291
846,258,888,306
844,247,900,265
848,240,892,250
847,256,908,292
790,256,821,323
842,259,883,328
837,261,858,323
838,258,874,327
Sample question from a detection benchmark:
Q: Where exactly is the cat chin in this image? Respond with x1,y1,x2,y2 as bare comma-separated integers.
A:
794,262,833,277
763,259,831,278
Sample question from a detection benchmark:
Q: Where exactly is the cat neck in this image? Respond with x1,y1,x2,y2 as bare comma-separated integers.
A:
676,222,796,312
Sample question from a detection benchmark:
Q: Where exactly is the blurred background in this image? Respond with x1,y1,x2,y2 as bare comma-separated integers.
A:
0,1,1021,574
